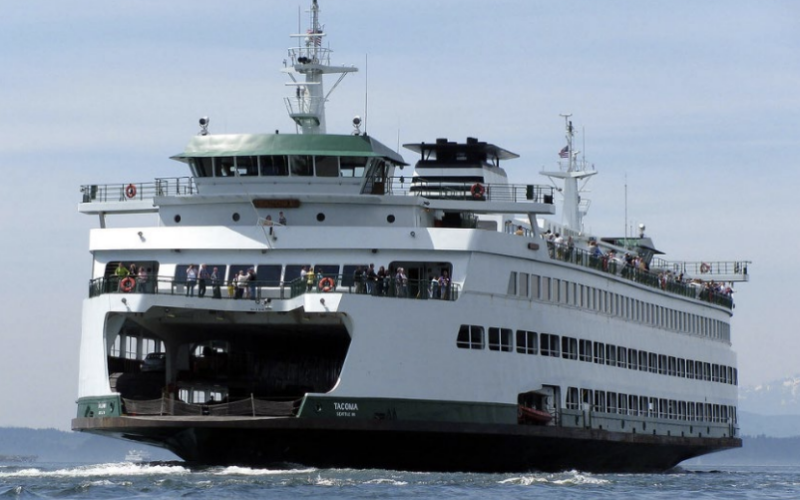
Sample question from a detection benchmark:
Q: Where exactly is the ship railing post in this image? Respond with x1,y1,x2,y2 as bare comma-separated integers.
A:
251,393,256,417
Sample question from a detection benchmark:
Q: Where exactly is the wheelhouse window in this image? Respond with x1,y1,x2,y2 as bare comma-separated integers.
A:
340,156,368,178
315,156,339,177
236,156,259,176
260,155,289,176
189,158,213,177
214,157,236,177
290,155,313,176
457,325,484,350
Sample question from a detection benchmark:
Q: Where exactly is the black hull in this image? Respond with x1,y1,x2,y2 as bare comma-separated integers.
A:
73,416,740,473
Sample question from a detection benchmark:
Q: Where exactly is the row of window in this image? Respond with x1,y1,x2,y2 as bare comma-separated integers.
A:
565,387,737,425
456,325,738,386
188,155,378,179
508,272,730,342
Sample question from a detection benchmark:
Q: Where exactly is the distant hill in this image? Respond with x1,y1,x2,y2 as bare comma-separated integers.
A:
0,427,176,463
739,375,800,415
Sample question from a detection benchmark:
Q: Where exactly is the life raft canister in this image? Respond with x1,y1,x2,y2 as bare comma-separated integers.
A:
470,182,485,199
318,277,335,292
125,183,137,199
120,277,136,293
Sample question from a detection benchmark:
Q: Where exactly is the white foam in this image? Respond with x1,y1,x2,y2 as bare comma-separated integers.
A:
213,466,316,476
499,470,610,486
0,462,189,479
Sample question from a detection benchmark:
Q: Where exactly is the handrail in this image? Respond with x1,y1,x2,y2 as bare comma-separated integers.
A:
388,177,555,203
80,177,196,203
546,242,734,309
89,274,460,302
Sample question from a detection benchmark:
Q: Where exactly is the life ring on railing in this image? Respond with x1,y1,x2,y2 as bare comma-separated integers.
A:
700,262,711,274
125,183,137,199
120,277,136,293
470,183,486,200
318,277,335,292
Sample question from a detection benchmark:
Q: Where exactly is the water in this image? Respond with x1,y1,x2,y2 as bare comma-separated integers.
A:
2,462,799,498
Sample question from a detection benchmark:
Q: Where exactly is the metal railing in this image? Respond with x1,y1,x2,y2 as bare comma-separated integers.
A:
547,243,734,309
80,177,196,203
123,395,297,417
89,274,460,302
387,177,555,204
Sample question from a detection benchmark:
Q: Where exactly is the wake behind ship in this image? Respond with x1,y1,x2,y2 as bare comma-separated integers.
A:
72,0,749,473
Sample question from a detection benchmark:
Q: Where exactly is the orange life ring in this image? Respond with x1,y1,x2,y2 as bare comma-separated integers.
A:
470,183,485,199
120,277,136,293
318,277,335,292
125,184,137,199
700,262,711,274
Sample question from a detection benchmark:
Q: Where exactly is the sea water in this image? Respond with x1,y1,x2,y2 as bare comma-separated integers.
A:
2,462,800,499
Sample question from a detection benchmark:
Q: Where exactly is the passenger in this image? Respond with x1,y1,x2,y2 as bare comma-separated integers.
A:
366,264,377,295
236,270,248,299
515,225,524,236
354,266,364,294
554,233,564,259
198,264,209,298
247,268,257,300
300,265,308,284
377,266,387,296
396,267,408,297
211,266,222,298
263,215,274,235
430,275,440,299
278,211,287,226
439,270,450,300
306,266,315,292
227,275,236,298
136,265,148,293
185,265,197,297
114,262,130,292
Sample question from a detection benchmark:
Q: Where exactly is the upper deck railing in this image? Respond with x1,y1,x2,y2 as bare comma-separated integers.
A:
79,176,553,206
546,242,734,309
80,178,197,203
88,274,460,302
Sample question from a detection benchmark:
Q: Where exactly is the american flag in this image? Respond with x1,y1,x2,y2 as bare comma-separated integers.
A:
559,145,569,158
307,29,322,47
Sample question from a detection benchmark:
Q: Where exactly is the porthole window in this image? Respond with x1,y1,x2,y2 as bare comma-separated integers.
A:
387,214,396,223
174,214,181,223
316,213,326,222
232,213,240,222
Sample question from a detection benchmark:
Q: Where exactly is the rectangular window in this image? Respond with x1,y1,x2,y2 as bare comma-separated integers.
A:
668,356,677,377
628,348,638,370
314,156,339,177
289,155,313,176
593,342,605,364
562,336,577,360
531,275,540,299
649,352,658,373
579,339,592,362
519,273,529,298
540,333,560,357
687,360,695,380
516,330,537,354
677,358,686,378
340,156,368,178
606,344,617,366
256,264,282,286
488,327,512,352
617,346,627,368
543,277,551,301
457,325,484,350
342,264,368,288
566,387,579,410
639,350,648,371
259,155,289,176
284,264,311,283
508,272,518,295
236,155,259,176
658,354,667,375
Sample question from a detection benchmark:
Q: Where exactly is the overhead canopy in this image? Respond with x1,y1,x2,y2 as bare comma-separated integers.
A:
172,133,407,165
403,137,519,162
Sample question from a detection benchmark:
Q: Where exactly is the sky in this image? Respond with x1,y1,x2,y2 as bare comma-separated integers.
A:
0,1,798,430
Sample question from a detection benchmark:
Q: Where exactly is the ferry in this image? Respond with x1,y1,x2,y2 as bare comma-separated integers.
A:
72,0,749,472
